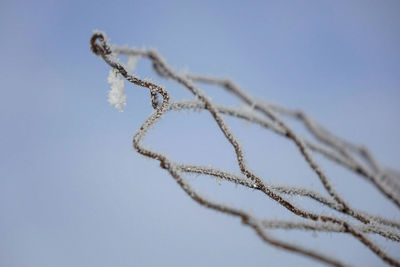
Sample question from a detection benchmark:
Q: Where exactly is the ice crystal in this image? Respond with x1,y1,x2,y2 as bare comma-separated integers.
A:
107,69,126,112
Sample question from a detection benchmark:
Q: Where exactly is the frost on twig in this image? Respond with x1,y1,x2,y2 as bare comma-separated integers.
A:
107,68,126,112
126,55,139,73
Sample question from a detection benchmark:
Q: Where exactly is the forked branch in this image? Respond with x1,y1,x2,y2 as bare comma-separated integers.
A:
90,31,400,266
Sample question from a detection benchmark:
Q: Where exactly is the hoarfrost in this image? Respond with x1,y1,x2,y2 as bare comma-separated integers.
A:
107,69,127,112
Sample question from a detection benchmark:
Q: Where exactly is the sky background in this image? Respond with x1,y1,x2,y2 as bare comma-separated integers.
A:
1,0,400,266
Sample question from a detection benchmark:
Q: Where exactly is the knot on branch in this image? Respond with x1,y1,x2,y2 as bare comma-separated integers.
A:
90,31,112,56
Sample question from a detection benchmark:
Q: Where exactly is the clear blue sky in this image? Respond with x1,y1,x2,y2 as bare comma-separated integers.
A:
1,1,399,266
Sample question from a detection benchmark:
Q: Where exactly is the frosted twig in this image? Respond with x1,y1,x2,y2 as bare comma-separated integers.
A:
90,31,400,266
185,74,400,208
177,163,400,231
260,220,400,242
